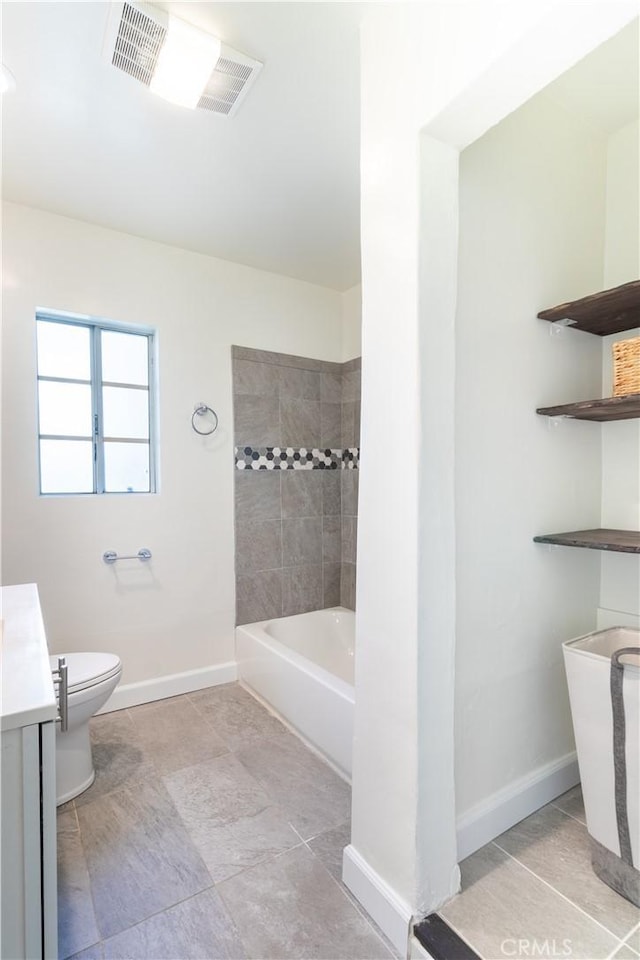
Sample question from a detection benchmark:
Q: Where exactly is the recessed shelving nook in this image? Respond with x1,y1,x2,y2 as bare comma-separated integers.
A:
535,279,640,555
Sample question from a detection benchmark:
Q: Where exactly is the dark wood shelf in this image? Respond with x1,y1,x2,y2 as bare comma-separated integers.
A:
533,529,640,553
537,394,640,422
538,280,640,336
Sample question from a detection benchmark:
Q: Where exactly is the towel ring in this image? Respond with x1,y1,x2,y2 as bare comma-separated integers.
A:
192,403,219,436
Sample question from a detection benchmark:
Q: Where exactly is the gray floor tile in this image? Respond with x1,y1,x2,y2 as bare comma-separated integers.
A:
495,804,640,940
163,753,299,883
440,842,619,960
307,820,351,881
75,710,156,809
103,888,245,960
67,945,104,960
77,778,212,939
189,683,286,749
552,784,586,824
625,924,640,952
614,945,639,959
234,731,351,839
217,844,392,959
127,695,229,774
57,809,100,960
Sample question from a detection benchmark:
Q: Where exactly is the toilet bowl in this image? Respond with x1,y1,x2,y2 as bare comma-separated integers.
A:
49,652,122,805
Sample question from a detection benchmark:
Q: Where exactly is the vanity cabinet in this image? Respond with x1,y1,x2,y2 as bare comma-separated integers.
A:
1,584,58,960
534,279,640,554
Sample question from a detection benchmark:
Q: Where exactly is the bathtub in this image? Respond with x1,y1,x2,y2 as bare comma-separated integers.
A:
236,607,355,778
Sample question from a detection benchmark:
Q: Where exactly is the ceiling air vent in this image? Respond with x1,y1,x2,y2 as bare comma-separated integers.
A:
197,53,261,117
109,2,167,87
103,2,262,117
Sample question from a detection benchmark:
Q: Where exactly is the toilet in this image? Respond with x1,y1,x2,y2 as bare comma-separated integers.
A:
49,652,122,805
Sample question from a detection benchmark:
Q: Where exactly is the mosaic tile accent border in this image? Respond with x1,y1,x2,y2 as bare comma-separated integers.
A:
235,447,359,470
343,448,359,470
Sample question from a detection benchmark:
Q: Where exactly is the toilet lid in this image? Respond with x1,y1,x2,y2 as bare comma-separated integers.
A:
49,652,121,693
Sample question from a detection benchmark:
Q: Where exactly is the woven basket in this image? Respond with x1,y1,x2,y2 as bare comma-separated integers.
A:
612,336,640,397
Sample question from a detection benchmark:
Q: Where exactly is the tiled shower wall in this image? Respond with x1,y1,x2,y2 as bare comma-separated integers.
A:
232,346,361,625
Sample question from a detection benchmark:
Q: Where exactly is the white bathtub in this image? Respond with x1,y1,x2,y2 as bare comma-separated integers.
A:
236,607,355,778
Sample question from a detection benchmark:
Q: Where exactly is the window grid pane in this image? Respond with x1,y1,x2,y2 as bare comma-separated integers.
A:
38,381,93,438
36,316,156,495
102,385,150,441
103,441,150,493
37,320,91,380
101,330,149,386
40,440,94,494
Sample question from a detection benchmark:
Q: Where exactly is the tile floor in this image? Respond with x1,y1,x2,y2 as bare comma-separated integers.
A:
439,786,640,960
58,685,640,960
57,684,396,960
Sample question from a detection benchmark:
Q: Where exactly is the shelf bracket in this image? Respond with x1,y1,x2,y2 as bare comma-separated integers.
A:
546,416,566,430
549,319,577,338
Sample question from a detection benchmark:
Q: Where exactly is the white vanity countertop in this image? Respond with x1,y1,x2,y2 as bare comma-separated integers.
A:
1,583,57,731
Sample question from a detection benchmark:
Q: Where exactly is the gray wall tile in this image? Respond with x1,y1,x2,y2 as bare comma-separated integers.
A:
341,470,358,517
236,569,282,625
341,517,358,564
321,402,342,448
232,359,280,397
235,519,282,576
234,395,280,446
282,564,323,617
235,473,281,522
282,518,322,566
321,371,342,403
281,471,322,518
279,367,321,400
341,400,357,448
322,472,341,516
341,562,356,611
322,516,341,564
232,348,360,624
323,563,341,608
232,345,342,374
342,357,361,374
280,398,321,448
342,368,361,402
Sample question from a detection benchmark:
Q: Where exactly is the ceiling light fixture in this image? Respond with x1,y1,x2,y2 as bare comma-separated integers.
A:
105,3,263,118
149,16,221,109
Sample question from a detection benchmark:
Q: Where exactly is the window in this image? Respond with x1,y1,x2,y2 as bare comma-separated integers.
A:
36,313,156,495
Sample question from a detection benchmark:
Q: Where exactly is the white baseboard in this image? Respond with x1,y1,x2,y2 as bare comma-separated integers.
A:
342,844,412,957
96,661,238,714
456,751,580,861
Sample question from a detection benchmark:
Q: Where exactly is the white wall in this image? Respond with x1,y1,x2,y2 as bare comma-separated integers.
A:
351,1,637,946
454,92,606,822
341,284,362,361
1,202,343,685
351,0,580,934
600,118,640,628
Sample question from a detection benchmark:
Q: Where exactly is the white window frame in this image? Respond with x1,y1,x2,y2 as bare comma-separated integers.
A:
36,311,158,495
